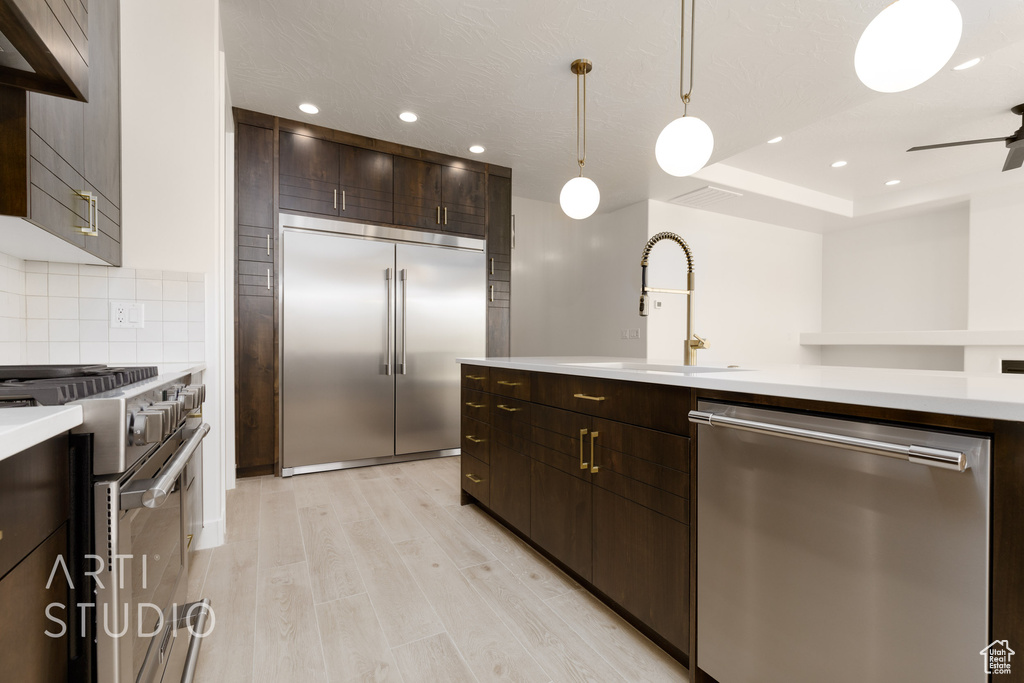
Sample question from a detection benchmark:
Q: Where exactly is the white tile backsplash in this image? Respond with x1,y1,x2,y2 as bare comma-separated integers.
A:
0,254,207,367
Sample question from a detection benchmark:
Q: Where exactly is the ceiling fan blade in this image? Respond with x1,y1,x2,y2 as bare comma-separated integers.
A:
1003,144,1024,172
907,137,1009,152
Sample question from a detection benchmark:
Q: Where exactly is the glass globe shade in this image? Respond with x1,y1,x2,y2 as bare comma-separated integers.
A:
559,176,600,220
655,116,714,177
855,0,962,93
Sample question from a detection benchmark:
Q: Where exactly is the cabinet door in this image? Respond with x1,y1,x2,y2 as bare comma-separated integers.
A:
485,173,511,356
235,294,275,476
339,144,393,224
279,131,339,216
236,124,275,229
83,0,120,210
490,425,532,534
394,157,442,229
442,165,486,236
530,458,592,581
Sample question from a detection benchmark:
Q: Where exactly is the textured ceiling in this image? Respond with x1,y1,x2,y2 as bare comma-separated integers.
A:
221,0,1024,221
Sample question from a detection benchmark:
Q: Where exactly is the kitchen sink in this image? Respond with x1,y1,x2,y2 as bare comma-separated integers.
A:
562,361,746,374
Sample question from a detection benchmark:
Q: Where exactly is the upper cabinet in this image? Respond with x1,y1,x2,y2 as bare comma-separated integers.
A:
0,0,121,266
394,157,486,236
0,0,89,100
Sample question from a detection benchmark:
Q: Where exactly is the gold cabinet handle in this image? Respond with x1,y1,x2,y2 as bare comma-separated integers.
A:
465,402,486,408
497,404,521,412
267,269,271,290
579,428,589,470
267,234,271,255
342,189,346,211
465,435,485,443
444,206,448,225
574,393,606,402
465,473,482,483
490,257,494,275
496,380,521,387
74,190,97,236
465,374,486,381
590,431,600,473
437,206,441,224
334,188,338,209
489,284,494,302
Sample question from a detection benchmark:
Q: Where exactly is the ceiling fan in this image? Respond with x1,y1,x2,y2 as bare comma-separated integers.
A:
907,104,1024,172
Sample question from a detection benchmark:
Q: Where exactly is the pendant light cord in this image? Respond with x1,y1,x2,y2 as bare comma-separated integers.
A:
680,0,695,115
577,67,587,173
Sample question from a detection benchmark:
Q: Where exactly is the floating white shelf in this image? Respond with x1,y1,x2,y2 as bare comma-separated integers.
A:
800,330,1024,347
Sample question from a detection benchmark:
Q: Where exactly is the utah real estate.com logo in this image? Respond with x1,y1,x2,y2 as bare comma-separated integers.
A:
981,640,1014,676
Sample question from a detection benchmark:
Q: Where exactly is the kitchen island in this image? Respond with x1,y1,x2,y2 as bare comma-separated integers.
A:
457,357,1024,682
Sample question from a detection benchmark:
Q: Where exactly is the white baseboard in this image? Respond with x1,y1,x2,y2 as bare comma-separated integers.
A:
193,518,225,550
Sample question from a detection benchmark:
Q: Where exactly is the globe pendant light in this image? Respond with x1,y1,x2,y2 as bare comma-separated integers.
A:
855,0,962,93
560,59,601,220
656,0,714,177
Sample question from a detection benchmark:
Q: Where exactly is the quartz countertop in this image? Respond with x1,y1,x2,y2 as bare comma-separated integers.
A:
0,405,83,462
457,356,1024,422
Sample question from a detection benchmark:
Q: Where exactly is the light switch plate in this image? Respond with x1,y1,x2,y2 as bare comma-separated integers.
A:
110,301,145,329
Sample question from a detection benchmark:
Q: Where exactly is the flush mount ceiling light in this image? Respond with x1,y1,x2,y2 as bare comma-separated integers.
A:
399,111,418,123
469,145,485,154
952,57,982,71
656,0,714,177
831,160,848,168
559,59,601,220
885,179,902,185
298,103,319,114
855,0,962,93
767,136,783,144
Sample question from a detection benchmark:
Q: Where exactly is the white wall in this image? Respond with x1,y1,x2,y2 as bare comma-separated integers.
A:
510,197,648,357
645,200,822,367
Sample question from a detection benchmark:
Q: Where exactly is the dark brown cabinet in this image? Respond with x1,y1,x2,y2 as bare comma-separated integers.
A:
394,157,486,236
486,173,512,356
0,0,121,265
0,0,89,100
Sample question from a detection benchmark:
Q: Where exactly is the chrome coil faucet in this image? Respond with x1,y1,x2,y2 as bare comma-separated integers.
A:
639,231,708,365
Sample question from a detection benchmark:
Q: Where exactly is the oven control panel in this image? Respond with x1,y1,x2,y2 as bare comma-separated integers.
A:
127,383,205,447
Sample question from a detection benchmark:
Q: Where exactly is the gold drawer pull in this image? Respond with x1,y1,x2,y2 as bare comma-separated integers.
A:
465,435,486,443
574,393,606,402
465,375,486,381
497,404,521,412
579,428,589,470
497,380,521,387
465,473,483,483
465,402,486,408
590,431,600,473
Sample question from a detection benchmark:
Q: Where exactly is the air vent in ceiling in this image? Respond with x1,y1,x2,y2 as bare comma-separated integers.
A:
668,185,743,208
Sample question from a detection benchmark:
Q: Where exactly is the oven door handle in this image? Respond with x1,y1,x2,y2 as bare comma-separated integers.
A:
122,423,210,510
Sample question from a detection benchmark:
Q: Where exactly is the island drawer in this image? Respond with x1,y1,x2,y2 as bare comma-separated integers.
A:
461,418,490,463
461,454,490,506
462,388,490,418
461,365,489,391
489,368,531,400
491,396,531,437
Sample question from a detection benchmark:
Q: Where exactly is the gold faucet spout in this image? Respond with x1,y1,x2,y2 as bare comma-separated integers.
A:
639,232,707,366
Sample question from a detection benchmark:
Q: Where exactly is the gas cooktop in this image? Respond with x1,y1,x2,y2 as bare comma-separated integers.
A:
0,365,160,406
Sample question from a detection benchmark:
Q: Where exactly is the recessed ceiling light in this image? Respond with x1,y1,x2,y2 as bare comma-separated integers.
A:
767,136,783,144
399,111,418,123
469,145,485,154
952,57,982,71
831,160,848,168
885,179,901,186
298,103,319,114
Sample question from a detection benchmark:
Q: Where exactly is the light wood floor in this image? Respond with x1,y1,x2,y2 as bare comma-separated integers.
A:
188,456,688,683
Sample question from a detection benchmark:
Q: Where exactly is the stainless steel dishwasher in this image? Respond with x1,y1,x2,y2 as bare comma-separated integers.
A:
690,401,990,683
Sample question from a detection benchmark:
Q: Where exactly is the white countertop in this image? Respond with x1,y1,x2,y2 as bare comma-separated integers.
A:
458,357,1024,422
0,405,83,462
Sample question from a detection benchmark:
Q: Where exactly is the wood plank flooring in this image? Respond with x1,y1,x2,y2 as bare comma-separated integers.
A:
189,456,688,682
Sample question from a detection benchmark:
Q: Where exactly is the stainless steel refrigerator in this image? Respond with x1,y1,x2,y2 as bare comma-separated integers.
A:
279,214,485,475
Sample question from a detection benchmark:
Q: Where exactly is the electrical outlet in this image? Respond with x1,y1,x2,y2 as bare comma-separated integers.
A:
110,301,145,329
620,329,628,339
628,328,641,339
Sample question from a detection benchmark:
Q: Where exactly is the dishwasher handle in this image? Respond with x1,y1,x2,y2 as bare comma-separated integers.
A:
688,410,968,472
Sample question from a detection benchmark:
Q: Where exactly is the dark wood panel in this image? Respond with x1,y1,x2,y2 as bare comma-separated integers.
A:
0,525,69,682
339,144,393,224
591,417,690,475
235,295,275,471
488,368,531,400
591,466,688,525
279,131,339,216
82,0,119,207
461,416,490,464
237,284,273,298
0,87,28,217
486,173,511,254
441,165,486,236
531,458,592,581
460,364,489,390
592,486,689,654
490,432,531,535
486,305,510,357
237,260,274,278
0,433,70,579
28,88,83,173
29,181,87,250
992,420,1024,678
488,253,511,282
461,387,490,420
0,0,88,99
461,453,490,507
235,123,275,229
393,156,441,230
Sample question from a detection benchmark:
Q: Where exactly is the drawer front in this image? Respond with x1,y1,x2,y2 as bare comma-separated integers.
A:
0,435,70,579
461,454,490,506
534,372,693,436
462,388,490,419
491,396,531,438
461,417,490,464
489,368,531,400
461,365,490,391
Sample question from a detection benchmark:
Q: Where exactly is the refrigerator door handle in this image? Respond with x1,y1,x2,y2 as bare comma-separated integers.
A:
385,268,393,376
399,269,408,374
